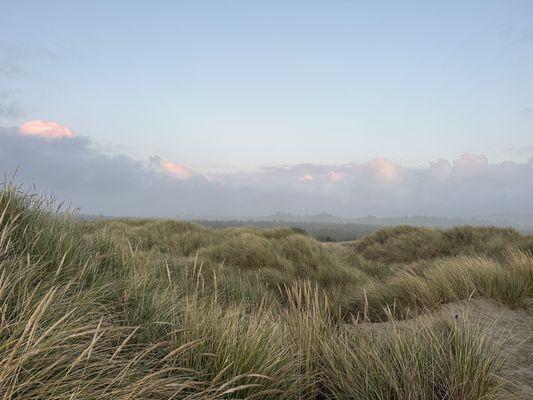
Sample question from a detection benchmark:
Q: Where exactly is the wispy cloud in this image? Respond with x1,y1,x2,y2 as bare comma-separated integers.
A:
1,123,532,217
0,43,55,122
0,97,22,119
519,29,533,43
0,43,55,80
500,27,533,44
0,58,24,80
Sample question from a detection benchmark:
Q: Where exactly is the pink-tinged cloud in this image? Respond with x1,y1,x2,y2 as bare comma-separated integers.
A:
453,153,488,169
298,174,314,182
327,171,346,182
429,159,452,177
368,157,403,183
162,161,194,180
20,120,75,138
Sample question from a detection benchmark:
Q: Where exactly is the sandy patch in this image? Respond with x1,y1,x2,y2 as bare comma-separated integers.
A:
441,299,533,399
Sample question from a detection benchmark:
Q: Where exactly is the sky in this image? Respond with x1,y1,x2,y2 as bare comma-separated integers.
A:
1,1,532,217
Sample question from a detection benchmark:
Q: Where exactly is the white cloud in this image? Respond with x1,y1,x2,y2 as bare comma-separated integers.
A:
297,174,314,182
161,161,195,180
1,126,532,217
327,171,345,183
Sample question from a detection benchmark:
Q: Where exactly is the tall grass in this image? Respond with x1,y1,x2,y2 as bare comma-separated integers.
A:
320,314,505,400
352,253,533,320
1,182,530,399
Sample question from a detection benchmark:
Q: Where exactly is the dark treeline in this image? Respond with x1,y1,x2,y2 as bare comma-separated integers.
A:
193,219,379,242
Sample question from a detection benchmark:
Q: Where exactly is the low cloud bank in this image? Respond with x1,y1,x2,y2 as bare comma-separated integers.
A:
1,123,532,218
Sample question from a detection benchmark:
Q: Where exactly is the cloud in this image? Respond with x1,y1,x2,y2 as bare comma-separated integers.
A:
20,120,75,138
298,174,314,182
428,159,452,178
0,43,54,80
0,90,24,120
327,171,345,183
0,99,22,119
148,156,196,180
505,145,533,156
161,161,195,180
368,157,404,183
452,153,488,172
519,30,533,43
521,107,533,115
1,125,532,218
501,28,533,45
0,44,55,122
0,58,23,80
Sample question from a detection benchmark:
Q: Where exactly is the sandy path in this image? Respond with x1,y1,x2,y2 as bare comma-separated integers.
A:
441,299,533,399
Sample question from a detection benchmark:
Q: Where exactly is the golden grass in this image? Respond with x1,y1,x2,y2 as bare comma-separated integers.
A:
1,183,531,399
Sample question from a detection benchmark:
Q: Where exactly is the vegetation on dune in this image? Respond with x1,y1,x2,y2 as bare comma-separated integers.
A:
1,183,532,399
193,219,379,242
351,224,530,263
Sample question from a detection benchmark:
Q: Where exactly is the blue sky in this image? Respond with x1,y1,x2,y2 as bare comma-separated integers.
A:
1,2,533,218
1,1,532,171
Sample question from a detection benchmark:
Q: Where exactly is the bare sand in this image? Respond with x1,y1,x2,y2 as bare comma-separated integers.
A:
359,298,533,398
441,299,533,399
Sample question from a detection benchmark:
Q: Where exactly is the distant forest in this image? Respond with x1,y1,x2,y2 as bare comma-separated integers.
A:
194,220,379,242
78,213,533,242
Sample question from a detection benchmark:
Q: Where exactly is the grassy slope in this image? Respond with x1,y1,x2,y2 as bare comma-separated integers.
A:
1,184,532,399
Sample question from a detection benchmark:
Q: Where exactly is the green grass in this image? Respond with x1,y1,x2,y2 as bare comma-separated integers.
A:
1,182,532,399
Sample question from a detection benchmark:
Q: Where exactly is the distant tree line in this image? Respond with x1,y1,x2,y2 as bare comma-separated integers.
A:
193,219,379,242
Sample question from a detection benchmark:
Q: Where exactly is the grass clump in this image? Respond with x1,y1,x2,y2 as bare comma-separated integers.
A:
351,224,531,263
320,314,504,400
354,252,533,320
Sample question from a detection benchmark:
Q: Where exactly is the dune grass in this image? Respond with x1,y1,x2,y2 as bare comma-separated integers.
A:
1,183,532,399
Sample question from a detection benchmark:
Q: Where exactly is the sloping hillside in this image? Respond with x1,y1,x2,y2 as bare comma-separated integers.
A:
1,184,532,399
